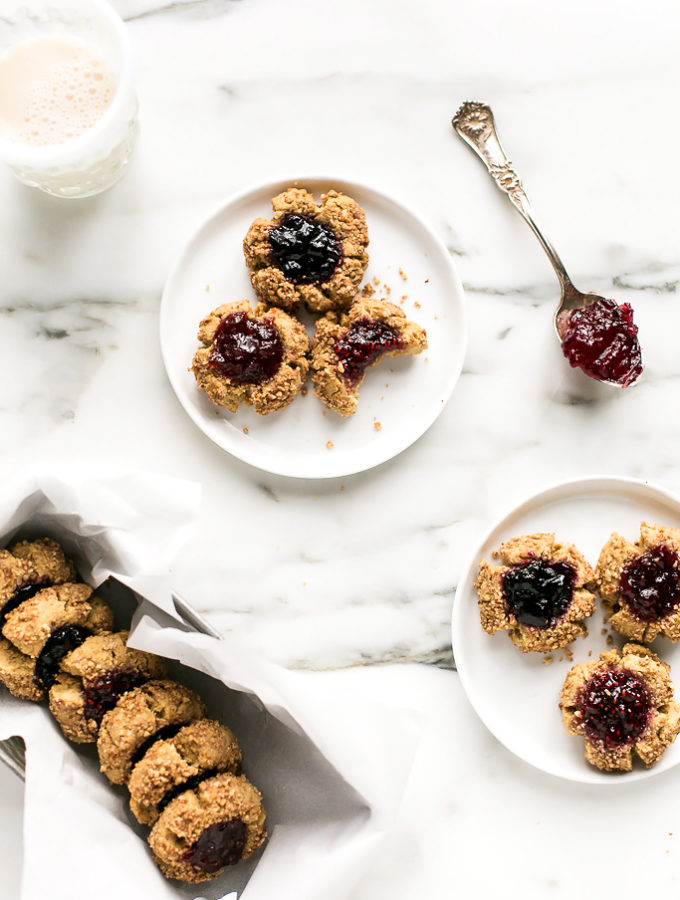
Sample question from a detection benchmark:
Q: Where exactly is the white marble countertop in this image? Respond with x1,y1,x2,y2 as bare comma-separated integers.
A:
3,0,680,895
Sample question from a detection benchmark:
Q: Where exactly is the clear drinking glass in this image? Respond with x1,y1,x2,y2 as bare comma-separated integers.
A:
0,0,137,198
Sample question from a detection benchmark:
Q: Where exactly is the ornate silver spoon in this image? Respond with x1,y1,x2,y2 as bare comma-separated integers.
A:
452,101,642,388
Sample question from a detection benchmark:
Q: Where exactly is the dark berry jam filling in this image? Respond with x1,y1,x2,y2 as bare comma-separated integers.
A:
334,318,405,386
619,543,680,622
209,311,283,385
82,669,148,725
35,624,91,690
130,722,184,768
501,558,576,628
560,297,643,387
157,767,219,815
577,667,652,748
0,579,48,628
269,213,341,285
183,818,247,872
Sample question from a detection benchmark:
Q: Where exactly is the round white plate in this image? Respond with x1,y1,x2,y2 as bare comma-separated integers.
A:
452,476,680,784
160,176,466,478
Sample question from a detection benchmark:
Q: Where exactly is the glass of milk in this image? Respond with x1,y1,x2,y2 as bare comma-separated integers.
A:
0,0,137,198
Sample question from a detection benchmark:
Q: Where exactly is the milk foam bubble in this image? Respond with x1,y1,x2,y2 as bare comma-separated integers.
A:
0,36,116,146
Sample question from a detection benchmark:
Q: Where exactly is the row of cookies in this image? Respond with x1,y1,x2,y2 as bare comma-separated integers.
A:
192,187,428,417
0,538,266,883
475,522,680,654
474,522,680,772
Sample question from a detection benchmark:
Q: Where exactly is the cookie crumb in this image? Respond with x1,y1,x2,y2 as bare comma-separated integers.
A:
424,278,429,283
374,421,382,431
301,387,308,396
326,441,334,449
205,284,211,292
361,283,375,297
372,276,380,286
340,486,345,491
242,427,249,435
414,300,421,308
606,634,614,645
542,655,554,665
398,268,407,281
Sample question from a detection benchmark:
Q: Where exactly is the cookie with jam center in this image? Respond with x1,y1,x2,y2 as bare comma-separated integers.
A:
149,772,266,883
244,187,369,313
49,630,167,743
311,295,427,417
596,522,680,642
191,300,310,415
474,532,596,653
560,642,680,771
97,679,207,785
128,718,242,825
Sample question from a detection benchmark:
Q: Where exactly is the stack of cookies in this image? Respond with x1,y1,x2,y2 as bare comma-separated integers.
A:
0,537,266,883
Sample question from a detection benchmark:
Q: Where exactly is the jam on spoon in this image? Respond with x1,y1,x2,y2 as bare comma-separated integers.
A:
452,102,643,387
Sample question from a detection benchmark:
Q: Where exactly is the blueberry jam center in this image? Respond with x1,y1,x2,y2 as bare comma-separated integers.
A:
501,558,575,628
0,579,48,628
268,213,341,285
158,767,219,815
82,669,148,725
183,818,247,872
334,318,405,386
35,624,91,690
577,667,652,748
619,543,680,622
560,297,643,387
209,311,283,385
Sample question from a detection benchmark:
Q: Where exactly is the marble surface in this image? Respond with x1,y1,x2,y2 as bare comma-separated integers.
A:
3,0,680,895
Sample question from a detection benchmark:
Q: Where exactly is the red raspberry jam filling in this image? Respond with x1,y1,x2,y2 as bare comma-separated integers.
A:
577,667,652,748
0,579,48,628
183,818,247,872
35,624,91,690
619,544,680,622
334,318,405,386
560,297,643,387
82,669,148,725
209,311,283,385
501,558,576,628
269,213,341,284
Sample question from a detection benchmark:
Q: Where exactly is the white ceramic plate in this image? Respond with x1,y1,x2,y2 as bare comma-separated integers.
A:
452,476,680,784
160,176,466,478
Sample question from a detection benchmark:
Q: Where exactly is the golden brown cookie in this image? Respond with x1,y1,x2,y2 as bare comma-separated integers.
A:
0,637,44,701
49,631,167,743
97,679,207,785
560,643,680,772
596,522,680,642
10,537,76,585
0,551,40,623
243,187,369,313
1,583,113,658
191,300,310,415
148,772,266,883
128,719,242,825
474,532,596,653
310,295,427,417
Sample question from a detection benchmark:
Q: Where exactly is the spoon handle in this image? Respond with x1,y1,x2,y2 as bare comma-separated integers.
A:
452,101,574,295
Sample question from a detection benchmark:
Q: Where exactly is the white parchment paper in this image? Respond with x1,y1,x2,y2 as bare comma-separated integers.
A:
0,470,420,900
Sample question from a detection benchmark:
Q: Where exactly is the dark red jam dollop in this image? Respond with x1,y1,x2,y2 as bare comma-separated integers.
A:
82,669,148,725
209,311,283,385
0,579,48,628
619,543,680,622
501,558,575,628
35,624,91,690
560,297,643,387
183,818,247,872
269,213,341,284
334,318,405,386
577,667,652,747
